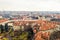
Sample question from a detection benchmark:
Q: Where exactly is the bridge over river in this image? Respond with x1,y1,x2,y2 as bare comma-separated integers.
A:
0,19,38,25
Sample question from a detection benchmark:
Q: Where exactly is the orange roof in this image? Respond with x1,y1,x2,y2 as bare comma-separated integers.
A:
34,31,51,40
0,19,8,23
13,19,59,30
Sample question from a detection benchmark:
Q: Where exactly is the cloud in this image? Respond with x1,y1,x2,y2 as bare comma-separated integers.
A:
0,0,60,11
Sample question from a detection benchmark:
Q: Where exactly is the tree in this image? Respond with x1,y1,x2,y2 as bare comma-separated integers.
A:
5,23,9,32
0,24,4,33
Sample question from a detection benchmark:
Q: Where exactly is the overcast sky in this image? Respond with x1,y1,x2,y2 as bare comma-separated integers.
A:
0,0,60,11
